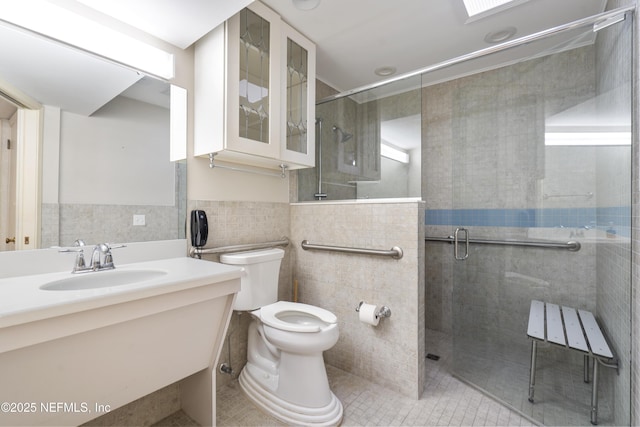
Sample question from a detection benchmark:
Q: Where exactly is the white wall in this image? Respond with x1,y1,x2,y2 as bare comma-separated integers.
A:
59,96,174,206
41,106,60,205
188,155,290,203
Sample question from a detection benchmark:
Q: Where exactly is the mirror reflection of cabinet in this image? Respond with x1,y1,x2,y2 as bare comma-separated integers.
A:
194,2,315,170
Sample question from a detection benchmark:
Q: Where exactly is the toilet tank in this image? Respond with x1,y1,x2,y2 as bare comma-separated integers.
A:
219,248,285,311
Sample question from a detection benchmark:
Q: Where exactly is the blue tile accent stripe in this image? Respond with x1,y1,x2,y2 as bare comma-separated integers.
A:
425,207,630,230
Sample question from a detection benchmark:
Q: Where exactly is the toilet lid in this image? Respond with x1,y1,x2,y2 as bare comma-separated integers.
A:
258,301,337,333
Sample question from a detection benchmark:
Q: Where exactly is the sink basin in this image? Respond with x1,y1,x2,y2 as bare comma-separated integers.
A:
40,269,167,291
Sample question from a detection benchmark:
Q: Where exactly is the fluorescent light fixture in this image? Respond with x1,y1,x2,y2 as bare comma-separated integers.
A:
1,0,174,79
463,0,530,22
170,85,187,161
381,142,410,163
544,132,631,146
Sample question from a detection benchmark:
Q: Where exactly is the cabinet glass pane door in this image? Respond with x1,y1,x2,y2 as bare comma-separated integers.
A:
239,8,270,144
286,38,308,154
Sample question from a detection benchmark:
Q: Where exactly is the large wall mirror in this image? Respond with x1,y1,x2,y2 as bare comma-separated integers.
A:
0,20,186,251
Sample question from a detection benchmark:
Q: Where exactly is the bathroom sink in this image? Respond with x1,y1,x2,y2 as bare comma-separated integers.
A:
40,269,167,291
0,255,242,426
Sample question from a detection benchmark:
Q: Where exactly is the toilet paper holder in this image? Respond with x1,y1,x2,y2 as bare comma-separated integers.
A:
355,301,391,319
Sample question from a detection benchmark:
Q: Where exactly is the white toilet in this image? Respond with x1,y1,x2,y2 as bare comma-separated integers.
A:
219,248,343,426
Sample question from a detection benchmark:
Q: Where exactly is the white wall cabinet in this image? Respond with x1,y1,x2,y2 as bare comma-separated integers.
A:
194,2,315,170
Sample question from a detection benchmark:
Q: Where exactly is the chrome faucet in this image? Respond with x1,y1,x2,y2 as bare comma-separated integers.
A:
60,240,125,273
90,243,114,271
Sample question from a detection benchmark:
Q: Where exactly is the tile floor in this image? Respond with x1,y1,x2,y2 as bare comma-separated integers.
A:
156,330,534,426
452,333,616,426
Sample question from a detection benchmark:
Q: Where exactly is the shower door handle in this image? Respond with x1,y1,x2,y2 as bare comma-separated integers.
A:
454,227,469,260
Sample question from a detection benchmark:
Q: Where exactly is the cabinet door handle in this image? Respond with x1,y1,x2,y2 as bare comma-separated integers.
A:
5,237,15,244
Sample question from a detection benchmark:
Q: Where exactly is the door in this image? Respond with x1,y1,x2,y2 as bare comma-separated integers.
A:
445,15,632,427
0,108,17,251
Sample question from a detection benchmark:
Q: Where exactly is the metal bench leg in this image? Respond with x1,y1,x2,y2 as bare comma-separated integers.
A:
528,340,537,403
590,359,599,425
584,355,590,383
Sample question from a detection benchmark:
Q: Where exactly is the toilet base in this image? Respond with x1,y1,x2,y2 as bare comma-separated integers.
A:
239,365,343,426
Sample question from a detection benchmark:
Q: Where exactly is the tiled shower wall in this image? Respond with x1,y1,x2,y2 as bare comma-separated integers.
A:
290,200,426,398
424,45,598,335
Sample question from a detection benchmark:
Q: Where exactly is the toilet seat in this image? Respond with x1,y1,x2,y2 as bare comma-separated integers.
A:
257,301,337,333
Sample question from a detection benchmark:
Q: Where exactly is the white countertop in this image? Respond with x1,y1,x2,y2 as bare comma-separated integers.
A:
0,257,241,328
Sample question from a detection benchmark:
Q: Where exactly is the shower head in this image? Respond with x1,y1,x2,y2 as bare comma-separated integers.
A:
332,125,353,143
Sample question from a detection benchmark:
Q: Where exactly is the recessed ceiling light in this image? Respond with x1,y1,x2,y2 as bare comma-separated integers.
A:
292,0,321,11
374,66,397,77
484,26,517,43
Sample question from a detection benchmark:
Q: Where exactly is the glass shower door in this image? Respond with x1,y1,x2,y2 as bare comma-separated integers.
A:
443,13,632,427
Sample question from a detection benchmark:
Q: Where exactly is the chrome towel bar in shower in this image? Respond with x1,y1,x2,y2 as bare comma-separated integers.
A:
301,240,403,259
190,237,290,258
424,236,581,251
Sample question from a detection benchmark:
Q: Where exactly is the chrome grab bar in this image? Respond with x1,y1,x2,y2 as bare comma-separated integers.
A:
425,236,581,252
301,240,403,259
190,237,290,258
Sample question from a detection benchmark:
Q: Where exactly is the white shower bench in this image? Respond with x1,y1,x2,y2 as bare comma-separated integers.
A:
526,300,618,425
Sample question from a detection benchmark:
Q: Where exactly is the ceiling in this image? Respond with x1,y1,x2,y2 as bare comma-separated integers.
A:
71,0,254,50
66,0,608,92
261,0,608,92
0,0,610,119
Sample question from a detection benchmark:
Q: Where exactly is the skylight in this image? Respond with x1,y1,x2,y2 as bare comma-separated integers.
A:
462,0,530,21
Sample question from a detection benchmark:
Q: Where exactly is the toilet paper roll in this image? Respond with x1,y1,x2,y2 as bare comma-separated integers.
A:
358,303,380,326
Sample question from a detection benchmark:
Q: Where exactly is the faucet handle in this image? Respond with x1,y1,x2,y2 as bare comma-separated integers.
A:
58,247,82,253
57,240,87,272
106,243,126,250
57,239,86,253
99,243,126,269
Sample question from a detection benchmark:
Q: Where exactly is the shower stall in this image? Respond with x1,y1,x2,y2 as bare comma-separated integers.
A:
423,7,633,426
310,5,634,426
